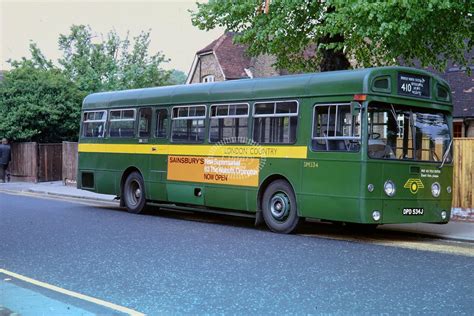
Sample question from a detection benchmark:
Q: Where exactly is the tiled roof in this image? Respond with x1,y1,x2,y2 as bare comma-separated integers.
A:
197,32,252,79
438,67,474,119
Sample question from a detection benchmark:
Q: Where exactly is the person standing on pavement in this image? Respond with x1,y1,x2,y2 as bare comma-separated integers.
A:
0,138,11,183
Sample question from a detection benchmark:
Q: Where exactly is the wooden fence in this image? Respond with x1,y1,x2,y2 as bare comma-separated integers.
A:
62,142,78,185
452,138,474,209
38,143,63,182
9,142,38,182
10,142,67,183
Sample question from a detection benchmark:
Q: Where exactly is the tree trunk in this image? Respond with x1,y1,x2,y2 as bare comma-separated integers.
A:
317,5,351,72
319,34,351,72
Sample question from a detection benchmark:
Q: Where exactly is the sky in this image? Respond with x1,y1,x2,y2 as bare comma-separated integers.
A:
0,0,224,74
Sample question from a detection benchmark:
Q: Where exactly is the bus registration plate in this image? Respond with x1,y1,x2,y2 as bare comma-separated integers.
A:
402,208,424,216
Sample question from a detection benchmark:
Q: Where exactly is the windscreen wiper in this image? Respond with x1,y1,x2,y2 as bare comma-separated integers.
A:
439,139,453,169
390,104,401,133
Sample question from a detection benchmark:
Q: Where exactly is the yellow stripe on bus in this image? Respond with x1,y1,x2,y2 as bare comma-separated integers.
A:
78,143,308,159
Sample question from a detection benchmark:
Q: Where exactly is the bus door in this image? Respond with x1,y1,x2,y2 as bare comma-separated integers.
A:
300,102,362,222
145,107,169,201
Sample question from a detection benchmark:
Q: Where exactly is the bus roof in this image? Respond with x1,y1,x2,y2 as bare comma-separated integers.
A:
82,66,451,110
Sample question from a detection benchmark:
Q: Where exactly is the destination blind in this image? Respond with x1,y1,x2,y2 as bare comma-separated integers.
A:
397,72,430,98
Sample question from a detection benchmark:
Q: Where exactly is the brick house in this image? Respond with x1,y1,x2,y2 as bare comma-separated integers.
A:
187,34,473,136
186,32,280,84
437,65,474,137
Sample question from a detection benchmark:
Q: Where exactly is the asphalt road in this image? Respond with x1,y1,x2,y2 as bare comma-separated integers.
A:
1,192,473,315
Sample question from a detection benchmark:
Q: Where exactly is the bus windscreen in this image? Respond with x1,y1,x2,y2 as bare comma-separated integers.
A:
367,103,452,163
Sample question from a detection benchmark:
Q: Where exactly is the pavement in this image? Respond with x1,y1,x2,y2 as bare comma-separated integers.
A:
0,181,116,202
0,181,473,242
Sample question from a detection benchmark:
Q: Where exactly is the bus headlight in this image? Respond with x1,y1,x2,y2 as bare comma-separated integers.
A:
431,182,441,197
384,180,396,197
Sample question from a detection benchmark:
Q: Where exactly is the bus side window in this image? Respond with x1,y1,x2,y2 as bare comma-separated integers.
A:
82,110,107,138
155,108,168,138
312,104,360,152
109,109,136,138
138,108,152,138
209,103,249,143
170,105,206,143
253,101,298,144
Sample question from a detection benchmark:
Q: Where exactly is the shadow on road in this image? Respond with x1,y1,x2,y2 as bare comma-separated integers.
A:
91,203,469,246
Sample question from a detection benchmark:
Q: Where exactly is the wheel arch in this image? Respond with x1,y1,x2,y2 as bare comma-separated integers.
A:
257,174,298,215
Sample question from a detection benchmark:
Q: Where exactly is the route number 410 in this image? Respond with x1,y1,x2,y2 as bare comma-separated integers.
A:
401,83,412,92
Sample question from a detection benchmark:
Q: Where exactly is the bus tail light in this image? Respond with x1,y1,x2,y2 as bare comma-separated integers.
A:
353,94,367,101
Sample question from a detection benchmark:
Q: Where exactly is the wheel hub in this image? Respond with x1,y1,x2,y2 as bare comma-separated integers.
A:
127,180,142,206
270,193,290,220
134,188,141,199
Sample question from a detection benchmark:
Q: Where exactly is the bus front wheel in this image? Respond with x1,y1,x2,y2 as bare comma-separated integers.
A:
123,171,147,214
262,180,300,234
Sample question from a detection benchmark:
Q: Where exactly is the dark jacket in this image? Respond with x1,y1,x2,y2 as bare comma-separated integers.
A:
0,144,11,165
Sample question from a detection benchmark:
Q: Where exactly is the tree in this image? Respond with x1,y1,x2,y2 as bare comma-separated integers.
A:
58,25,172,92
168,69,187,85
0,60,83,142
191,0,473,73
0,24,176,142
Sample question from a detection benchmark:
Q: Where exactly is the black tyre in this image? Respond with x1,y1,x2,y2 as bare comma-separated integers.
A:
262,180,300,234
123,171,147,214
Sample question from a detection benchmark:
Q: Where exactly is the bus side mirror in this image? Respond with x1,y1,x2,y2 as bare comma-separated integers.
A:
351,101,361,116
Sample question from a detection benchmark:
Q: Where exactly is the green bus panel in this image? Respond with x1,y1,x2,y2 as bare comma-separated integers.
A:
78,67,453,227
204,185,251,212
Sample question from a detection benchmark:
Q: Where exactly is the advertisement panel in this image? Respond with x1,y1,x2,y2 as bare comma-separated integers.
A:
167,156,260,187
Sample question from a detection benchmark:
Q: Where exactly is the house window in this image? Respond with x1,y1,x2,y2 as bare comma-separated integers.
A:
202,75,215,83
453,121,463,138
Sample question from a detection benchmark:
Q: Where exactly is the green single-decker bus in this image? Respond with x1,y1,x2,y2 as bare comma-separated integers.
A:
78,67,453,233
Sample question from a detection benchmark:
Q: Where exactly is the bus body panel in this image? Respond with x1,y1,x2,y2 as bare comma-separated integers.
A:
78,67,453,226
362,161,453,223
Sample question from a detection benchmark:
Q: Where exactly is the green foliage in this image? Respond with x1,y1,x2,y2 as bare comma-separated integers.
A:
0,24,174,142
58,25,172,92
325,0,473,71
191,0,473,72
0,61,83,142
168,69,187,85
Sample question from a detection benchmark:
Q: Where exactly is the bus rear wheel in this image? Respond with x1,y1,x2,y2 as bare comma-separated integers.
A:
123,171,147,214
262,180,300,234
